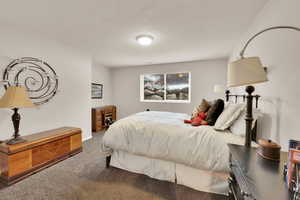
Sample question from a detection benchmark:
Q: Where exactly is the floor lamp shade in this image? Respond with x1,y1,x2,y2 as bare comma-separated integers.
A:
0,86,35,108
227,56,268,147
227,57,268,87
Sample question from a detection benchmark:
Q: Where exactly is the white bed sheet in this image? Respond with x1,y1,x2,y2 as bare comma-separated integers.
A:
111,150,229,195
103,111,249,173
111,150,175,182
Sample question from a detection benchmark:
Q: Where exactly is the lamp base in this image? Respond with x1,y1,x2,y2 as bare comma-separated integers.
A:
6,137,27,145
245,85,255,147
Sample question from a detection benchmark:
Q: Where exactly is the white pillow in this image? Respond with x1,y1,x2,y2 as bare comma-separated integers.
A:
230,109,263,136
214,103,246,131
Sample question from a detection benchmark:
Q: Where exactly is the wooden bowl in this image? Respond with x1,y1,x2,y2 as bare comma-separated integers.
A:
257,139,281,161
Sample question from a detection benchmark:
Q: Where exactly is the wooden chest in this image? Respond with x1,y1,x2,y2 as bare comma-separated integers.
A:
92,105,116,132
0,127,82,185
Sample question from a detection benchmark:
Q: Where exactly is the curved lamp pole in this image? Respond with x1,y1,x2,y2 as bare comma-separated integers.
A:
240,26,300,58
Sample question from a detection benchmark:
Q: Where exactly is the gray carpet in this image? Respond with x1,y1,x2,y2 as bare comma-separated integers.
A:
0,132,227,200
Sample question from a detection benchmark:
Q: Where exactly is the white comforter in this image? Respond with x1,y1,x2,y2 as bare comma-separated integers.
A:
102,111,247,172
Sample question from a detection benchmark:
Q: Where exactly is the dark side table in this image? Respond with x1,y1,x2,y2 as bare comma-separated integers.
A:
228,144,291,200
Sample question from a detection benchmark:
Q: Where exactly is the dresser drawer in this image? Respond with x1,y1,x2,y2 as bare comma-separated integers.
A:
228,174,243,200
8,150,32,177
96,115,102,120
95,109,102,114
104,107,113,113
32,137,70,166
97,124,103,130
230,156,256,200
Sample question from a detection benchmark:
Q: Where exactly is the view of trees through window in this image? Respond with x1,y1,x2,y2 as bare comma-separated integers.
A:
140,72,190,103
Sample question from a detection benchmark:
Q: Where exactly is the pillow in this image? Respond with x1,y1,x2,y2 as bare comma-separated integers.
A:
192,99,211,118
206,99,224,126
230,109,263,136
191,112,207,126
214,103,246,131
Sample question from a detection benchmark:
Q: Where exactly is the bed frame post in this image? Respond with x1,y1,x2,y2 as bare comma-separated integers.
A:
106,156,111,168
224,89,259,143
245,86,254,147
225,90,230,102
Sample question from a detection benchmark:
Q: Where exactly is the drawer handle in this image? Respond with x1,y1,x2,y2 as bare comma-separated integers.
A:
230,163,236,168
241,190,253,198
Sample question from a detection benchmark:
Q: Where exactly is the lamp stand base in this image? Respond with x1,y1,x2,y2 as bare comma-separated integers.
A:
6,137,27,145
6,108,27,145
245,85,255,148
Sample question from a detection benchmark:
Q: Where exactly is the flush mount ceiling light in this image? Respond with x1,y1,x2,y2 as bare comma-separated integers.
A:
136,35,154,46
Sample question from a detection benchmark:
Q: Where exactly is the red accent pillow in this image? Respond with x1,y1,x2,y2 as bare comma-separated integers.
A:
185,112,208,126
191,118,202,126
198,112,207,120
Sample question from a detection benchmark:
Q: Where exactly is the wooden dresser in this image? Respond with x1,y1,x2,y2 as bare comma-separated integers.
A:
0,127,82,185
92,105,116,132
228,144,291,200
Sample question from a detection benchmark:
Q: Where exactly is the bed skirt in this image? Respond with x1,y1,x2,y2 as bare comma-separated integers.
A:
110,150,229,195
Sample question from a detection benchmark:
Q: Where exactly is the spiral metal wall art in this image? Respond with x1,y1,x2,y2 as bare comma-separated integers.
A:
2,57,59,105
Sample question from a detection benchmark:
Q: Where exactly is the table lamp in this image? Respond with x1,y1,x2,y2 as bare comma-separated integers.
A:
0,86,35,144
228,26,300,147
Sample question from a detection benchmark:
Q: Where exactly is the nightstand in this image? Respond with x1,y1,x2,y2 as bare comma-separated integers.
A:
227,144,291,200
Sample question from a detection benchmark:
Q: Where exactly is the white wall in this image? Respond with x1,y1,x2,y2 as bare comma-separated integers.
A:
230,0,300,150
112,59,227,119
92,62,113,107
0,25,92,141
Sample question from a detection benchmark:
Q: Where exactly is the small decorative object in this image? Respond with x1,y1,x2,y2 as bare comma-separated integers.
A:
257,139,281,161
91,83,103,99
2,57,59,105
0,86,35,144
104,116,114,128
140,72,191,103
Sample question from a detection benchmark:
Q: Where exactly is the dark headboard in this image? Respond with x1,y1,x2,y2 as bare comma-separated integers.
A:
225,90,260,142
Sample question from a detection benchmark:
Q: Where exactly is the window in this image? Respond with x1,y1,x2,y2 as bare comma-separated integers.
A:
140,72,191,103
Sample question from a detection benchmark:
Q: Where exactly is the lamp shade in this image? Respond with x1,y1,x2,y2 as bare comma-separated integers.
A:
214,85,226,93
0,86,35,108
227,57,268,87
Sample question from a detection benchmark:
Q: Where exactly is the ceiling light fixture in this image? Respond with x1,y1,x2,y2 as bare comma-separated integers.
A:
136,35,154,46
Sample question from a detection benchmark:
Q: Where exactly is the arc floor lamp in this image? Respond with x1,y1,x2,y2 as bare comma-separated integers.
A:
228,26,300,147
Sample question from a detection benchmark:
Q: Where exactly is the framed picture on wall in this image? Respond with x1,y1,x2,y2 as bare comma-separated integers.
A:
140,72,191,103
91,83,103,99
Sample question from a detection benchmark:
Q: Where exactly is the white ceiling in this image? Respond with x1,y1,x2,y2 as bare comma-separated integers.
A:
0,0,268,67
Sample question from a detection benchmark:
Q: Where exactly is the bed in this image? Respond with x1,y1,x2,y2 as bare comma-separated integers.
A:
101,93,259,195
